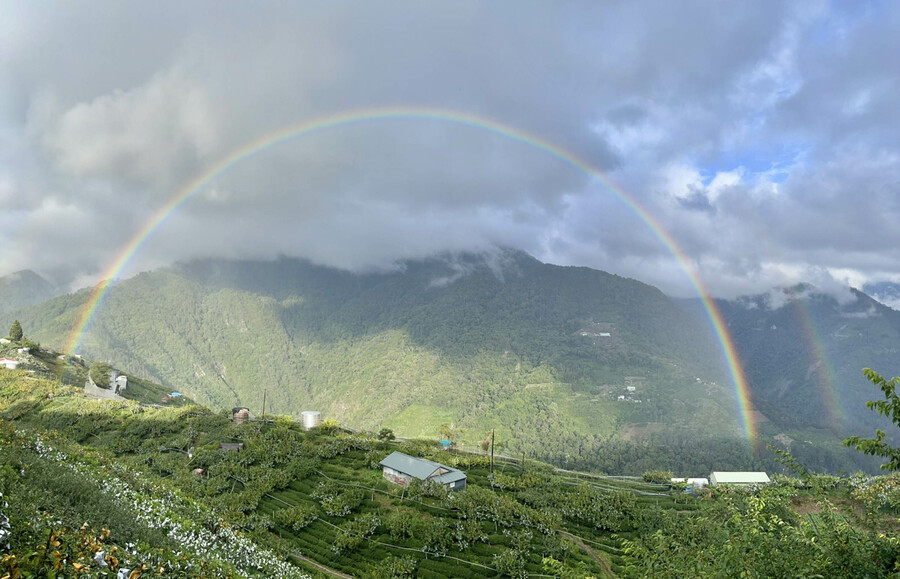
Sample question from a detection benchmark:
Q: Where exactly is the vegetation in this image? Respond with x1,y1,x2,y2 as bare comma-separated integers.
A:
7,319,22,341
1,344,900,577
89,361,113,389
4,253,888,474
0,270,58,314
845,368,900,470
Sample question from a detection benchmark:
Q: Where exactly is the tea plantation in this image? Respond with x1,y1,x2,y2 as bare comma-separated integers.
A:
2,346,900,577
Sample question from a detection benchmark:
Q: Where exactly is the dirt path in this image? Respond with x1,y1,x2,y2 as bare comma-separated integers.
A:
292,552,353,579
558,530,615,577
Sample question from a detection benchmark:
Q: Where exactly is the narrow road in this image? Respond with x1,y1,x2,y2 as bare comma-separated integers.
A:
558,530,614,577
291,552,353,579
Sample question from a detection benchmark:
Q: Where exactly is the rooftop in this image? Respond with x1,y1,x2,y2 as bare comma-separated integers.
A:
379,451,466,484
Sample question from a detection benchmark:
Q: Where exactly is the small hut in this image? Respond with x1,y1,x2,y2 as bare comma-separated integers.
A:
232,407,250,425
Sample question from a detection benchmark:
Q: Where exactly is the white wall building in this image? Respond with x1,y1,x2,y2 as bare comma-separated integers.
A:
709,471,770,486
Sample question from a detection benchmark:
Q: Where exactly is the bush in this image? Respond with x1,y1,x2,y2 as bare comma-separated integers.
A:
89,362,113,389
363,555,417,579
641,470,674,485
275,505,319,531
492,549,526,578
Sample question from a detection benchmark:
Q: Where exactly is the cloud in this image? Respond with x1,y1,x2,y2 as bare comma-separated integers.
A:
43,69,220,189
1,1,900,301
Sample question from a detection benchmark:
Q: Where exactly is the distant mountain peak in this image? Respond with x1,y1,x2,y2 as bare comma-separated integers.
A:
863,281,900,311
0,269,60,314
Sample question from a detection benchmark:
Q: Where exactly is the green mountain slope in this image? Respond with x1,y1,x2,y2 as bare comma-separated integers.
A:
0,269,58,313
3,251,746,468
689,287,900,439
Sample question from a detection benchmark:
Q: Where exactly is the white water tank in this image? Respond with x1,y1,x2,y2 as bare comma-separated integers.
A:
301,411,321,431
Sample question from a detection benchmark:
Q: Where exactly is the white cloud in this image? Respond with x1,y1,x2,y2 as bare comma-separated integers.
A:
1,0,900,301
43,68,219,189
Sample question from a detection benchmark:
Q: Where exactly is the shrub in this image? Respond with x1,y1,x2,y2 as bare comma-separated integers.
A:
641,470,674,485
363,555,417,579
275,505,319,531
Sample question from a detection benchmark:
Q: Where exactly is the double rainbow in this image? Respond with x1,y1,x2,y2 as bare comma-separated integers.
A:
62,105,758,441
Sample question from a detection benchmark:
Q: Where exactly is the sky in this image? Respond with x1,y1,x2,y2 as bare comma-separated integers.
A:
1,1,899,299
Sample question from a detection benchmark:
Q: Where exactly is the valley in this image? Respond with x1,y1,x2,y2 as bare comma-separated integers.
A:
1,252,892,475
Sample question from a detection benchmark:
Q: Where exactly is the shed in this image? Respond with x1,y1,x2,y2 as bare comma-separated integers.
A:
219,442,244,452
379,451,466,491
709,471,770,486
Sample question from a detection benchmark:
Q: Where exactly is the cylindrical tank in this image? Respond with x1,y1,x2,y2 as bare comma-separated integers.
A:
301,410,321,431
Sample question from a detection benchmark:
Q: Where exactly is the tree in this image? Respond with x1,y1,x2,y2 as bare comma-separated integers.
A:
89,362,112,389
844,368,900,470
438,423,453,441
8,320,22,342
377,428,395,441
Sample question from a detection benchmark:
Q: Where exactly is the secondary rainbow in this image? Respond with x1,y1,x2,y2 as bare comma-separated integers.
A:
789,295,845,428
62,105,758,440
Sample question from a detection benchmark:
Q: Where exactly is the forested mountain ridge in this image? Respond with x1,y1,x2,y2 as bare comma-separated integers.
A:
4,251,750,470
864,281,900,311
5,252,894,474
677,285,900,445
0,269,59,313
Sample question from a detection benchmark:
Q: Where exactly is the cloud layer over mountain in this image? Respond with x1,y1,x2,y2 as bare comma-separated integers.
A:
2,1,899,297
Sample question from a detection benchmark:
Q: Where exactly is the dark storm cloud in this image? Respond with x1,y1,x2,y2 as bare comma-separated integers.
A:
2,1,899,298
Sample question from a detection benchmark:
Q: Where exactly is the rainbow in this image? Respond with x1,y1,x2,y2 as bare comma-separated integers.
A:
789,294,844,429
62,105,758,440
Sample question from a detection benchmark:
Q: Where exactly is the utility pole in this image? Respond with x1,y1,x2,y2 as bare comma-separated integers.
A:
490,429,495,475
262,389,267,418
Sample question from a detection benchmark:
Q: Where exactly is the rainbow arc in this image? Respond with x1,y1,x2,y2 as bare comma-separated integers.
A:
62,106,759,441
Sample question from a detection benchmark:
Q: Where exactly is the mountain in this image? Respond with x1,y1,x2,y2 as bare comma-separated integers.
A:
2,250,755,470
0,269,58,314
863,281,900,311
681,285,900,448
4,252,889,474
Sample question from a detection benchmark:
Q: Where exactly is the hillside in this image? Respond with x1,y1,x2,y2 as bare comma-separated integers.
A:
864,281,900,311
3,251,757,471
2,353,900,578
0,269,59,313
676,286,900,447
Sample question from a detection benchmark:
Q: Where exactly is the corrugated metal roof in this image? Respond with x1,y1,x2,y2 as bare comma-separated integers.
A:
379,451,465,483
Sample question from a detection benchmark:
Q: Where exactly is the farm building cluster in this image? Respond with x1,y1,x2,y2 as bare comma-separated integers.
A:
673,471,771,491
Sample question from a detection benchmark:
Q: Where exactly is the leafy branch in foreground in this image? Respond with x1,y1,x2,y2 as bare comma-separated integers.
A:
844,368,900,471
